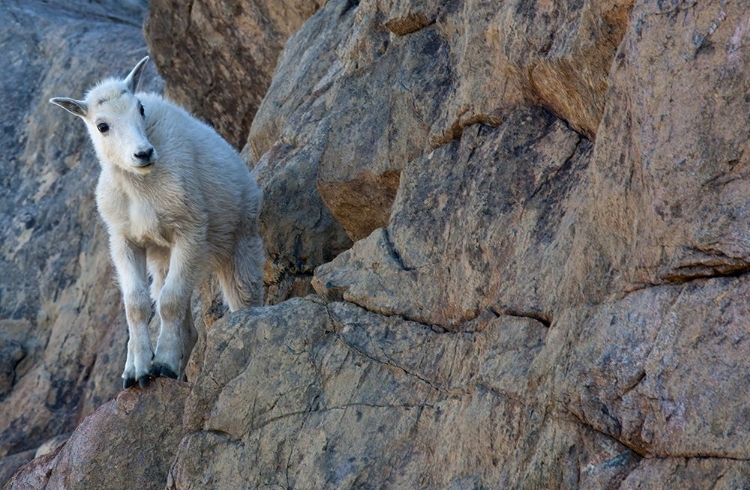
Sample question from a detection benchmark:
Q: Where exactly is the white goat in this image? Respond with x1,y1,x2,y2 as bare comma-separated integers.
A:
50,56,265,388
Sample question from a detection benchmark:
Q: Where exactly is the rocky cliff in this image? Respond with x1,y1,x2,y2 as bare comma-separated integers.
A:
3,0,750,488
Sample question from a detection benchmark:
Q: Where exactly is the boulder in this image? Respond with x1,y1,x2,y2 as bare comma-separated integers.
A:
314,108,590,327
6,379,188,489
247,0,633,272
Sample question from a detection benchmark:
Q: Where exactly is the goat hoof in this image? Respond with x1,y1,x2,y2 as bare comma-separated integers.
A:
151,363,178,380
138,374,154,388
123,376,137,389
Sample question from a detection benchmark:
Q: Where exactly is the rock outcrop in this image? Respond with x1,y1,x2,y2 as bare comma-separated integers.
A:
580,0,750,293
314,108,588,326
5,0,750,488
247,0,636,301
6,379,187,489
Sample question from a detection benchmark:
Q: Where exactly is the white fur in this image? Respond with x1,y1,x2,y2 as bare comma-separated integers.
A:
50,57,265,386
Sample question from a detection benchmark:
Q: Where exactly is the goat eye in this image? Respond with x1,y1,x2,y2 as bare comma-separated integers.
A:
139,104,145,117
97,122,109,133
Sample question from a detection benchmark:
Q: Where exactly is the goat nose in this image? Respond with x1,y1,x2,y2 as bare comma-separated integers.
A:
134,147,154,161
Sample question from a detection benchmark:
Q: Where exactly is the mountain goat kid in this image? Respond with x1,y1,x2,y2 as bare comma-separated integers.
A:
50,56,265,389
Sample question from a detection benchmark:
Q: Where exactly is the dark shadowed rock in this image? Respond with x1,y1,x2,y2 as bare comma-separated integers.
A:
0,341,24,399
245,1,359,302
253,141,352,305
144,0,325,148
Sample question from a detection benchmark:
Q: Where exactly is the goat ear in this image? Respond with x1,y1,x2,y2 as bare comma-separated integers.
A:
49,97,88,117
124,56,150,93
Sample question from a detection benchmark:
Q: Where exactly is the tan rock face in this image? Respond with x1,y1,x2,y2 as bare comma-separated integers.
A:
315,23,452,241
579,0,750,294
170,299,641,488
249,0,632,258
548,276,750,460
497,0,635,139
620,458,750,489
314,108,590,327
33,433,71,459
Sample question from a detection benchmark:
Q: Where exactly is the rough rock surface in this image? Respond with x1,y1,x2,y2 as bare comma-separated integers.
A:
579,0,750,295
6,379,188,489
6,0,750,488
249,0,634,244
314,108,589,326
245,0,635,299
619,458,750,489
144,0,325,149
0,450,35,489
245,1,359,302
0,0,160,483
549,276,750,460
169,299,641,489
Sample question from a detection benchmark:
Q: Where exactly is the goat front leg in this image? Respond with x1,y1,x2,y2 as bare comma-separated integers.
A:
150,231,205,379
112,235,152,389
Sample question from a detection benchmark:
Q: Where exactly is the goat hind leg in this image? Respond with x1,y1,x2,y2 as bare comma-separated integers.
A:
179,301,198,380
218,230,264,311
